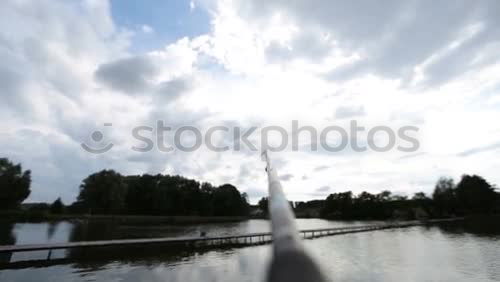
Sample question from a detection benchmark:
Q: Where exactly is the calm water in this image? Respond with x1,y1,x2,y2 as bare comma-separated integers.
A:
0,219,499,282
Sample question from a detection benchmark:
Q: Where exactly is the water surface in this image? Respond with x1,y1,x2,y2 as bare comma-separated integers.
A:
0,219,498,282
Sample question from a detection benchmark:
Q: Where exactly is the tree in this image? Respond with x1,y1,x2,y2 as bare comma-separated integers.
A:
410,192,432,217
455,174,496,213
321,191,354,219
355,191,387,219
412,192,432,208
376,190,392,202
432,177,456,216
124,174,161,215
412,192,428,201
77,170,127,214
212,184,250,216
258,197,269,214
152,175,203,216
199,182,216,216
74,170,252,217
0,158,31,210
50,197,64,214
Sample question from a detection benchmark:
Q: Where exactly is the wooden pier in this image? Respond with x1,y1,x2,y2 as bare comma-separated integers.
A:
0,218,461,268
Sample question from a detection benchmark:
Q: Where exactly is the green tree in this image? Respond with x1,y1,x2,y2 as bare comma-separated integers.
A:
77,170,127,214
321,191,354,219
455,174,496,213
125,174,161,215
432,177,457,216
118,173,249,216
50,197,64,214
354,191,381,219
412,192,428,201
0,158,31,210
376,190,392,201
258,197,269,214
153,175,202,215
199,182,216,216
212,184,250,216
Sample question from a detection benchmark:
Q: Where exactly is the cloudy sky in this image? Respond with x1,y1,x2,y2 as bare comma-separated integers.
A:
1,0,500,204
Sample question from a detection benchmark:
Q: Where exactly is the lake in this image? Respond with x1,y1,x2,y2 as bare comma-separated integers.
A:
0,219,499,282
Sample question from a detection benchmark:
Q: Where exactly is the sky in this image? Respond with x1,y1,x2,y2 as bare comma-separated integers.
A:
1,0,500,204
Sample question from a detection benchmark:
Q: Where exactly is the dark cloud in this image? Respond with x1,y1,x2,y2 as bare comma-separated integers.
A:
316,186,331,193
398,152,427,160
279,173,293,181
95,55,158,94
389,112,425,125
0,65,24,106
458,142,500,157
335,105,365,119
314,165,329,172
155,76,194,102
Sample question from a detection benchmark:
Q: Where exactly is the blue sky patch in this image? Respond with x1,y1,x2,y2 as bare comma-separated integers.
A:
110,0,211,53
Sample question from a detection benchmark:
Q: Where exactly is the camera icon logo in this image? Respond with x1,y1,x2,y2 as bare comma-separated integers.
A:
81,123,114,154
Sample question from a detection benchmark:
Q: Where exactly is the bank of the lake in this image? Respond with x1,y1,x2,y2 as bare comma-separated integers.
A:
0,211,249,224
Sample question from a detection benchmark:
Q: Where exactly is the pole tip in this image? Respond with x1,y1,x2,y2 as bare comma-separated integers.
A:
261,150,268,162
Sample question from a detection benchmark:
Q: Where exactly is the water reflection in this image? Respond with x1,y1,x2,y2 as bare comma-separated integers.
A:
439,216,500,238
2,218,369,246
0,219,499,282
0,223,15,264
0,219,377,269
46,222,59,241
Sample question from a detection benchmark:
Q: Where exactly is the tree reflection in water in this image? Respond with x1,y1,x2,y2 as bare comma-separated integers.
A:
0,223,16,263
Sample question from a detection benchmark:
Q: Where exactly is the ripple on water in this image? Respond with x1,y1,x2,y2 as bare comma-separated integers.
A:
0,220,499,282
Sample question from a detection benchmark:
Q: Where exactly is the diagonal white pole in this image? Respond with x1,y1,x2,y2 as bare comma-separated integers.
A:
262,150,302,254
262,150,327,282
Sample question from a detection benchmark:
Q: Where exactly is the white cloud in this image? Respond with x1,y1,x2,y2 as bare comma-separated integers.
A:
141,24,154,34
2,0,500,204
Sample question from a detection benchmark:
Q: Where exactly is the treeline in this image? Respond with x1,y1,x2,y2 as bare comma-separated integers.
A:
2,157,499,220
286,174,500,220
0,158,31,210
0,157,250,217
70,170,250,216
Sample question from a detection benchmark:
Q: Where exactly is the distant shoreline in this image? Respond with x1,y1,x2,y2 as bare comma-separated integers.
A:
1,210,497,224
0,212,250,224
